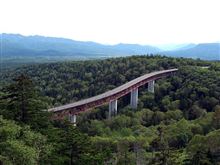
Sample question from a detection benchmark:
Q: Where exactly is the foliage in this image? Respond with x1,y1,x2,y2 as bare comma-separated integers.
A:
1,55,220,164
0,74,50,131
0,116,52,165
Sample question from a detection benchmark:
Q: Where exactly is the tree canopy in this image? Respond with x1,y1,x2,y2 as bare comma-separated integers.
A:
1,55,220,164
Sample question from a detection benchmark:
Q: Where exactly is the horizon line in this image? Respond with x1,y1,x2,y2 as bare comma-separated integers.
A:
1,33,220,46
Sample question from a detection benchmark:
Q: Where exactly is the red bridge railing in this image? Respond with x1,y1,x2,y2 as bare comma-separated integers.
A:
49,68,178,120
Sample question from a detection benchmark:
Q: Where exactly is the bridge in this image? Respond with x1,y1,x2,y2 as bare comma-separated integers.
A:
48,68,178,125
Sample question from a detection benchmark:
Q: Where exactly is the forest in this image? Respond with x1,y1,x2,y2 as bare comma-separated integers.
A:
1,55,220,164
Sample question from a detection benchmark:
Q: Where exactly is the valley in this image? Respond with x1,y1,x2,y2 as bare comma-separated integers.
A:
1,56,220,164
1,34,220,70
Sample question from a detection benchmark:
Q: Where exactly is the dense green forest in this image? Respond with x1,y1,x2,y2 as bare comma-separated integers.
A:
1,55,220,164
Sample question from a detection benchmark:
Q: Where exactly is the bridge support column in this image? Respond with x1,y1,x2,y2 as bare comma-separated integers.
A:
148,80,155,93
69,114,77,126
109,100,117,119
130,88,138,109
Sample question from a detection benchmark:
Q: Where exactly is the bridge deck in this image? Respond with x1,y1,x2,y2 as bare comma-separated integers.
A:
49,68,178,113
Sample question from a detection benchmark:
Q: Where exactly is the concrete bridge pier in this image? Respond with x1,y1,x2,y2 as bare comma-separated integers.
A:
49,69,178,121
130,88,138,109
69,114,77,126
148,80,155,93
109,100,118,119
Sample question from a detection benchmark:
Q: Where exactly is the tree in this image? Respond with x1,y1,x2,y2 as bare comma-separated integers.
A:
165,119,193,148
150,127,170,165
189,104,207,119
117,137,134,165
50,121,102,165
0,116,52,165
0,74,50,130
165,109,183,121
186,129,220,164
151,111,165,125
91,137,116,164
212,105,220,129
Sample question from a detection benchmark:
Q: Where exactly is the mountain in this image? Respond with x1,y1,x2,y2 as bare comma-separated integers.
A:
1,33,220,65
162,43,220,60
176,43,197,50
0,34,160,59
157,43,196,51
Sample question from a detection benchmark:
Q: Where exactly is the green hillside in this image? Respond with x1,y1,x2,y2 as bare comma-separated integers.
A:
1,56,220,164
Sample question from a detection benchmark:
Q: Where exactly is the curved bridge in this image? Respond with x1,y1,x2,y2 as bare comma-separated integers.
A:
49,68,178,123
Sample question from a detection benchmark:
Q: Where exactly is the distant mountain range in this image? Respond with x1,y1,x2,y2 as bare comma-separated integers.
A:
156,43,197,51
161,43,220,60
0,33,220,62
0,34,160,58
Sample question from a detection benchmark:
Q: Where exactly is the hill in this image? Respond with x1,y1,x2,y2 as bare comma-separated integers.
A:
1,33,220,69
162,43,220,60
0,33,160,58
156,43,196,51
1,56,220,164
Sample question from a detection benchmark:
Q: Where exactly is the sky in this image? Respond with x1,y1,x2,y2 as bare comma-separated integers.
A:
0,0,220,45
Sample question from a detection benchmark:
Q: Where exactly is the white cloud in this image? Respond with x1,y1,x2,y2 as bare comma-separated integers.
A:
0,0,219,44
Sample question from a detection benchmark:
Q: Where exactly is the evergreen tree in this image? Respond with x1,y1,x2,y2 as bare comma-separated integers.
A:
0,74,50,130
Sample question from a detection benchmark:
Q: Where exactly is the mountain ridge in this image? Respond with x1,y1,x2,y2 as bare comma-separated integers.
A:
1,33,220,61
162,43,220,60
0,33,160,58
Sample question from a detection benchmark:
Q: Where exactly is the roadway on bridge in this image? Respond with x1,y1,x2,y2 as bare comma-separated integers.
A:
49,68,178,113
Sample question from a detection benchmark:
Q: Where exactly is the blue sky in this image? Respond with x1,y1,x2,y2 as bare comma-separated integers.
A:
0,0,219,45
